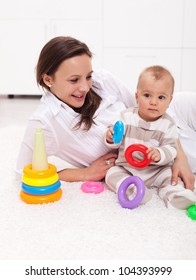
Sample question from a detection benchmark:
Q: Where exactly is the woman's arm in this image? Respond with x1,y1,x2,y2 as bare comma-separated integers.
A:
58,152,117,182
171,139,195,190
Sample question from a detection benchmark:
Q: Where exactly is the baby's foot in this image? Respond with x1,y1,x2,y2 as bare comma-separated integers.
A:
169,189,196,209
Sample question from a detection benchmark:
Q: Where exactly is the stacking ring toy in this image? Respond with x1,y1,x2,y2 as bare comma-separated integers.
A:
118,176,145,209
22,180,61,195
187,205,196,220
22,173,59,187
112,120,124,144
20,188,62,204
23,163,57,179
125,144,151,168
81,181,104,194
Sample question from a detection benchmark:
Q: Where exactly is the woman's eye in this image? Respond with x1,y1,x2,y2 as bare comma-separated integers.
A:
70,79,78,83
86,75,92,80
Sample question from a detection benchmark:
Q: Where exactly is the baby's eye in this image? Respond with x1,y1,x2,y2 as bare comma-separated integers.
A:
158,95,165,100
144,93,150,98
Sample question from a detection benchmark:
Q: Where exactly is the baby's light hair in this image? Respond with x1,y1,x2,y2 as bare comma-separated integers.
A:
137,65,175,94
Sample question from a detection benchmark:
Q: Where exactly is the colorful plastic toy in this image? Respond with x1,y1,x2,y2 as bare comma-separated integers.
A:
22,180,61,195
112,120,124,144
187,205,196,220
20,128,62,204
32,128,48,170
118,176,145,209
22,173,59,187
81,181,105,194
23,163,57,178
125,144,151,168
117,143,151,209
20,189,62,204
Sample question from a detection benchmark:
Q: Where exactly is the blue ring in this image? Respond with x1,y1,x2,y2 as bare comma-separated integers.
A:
22,180,61,195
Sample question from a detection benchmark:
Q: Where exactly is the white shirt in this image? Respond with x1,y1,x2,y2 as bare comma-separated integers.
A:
16,70,136,174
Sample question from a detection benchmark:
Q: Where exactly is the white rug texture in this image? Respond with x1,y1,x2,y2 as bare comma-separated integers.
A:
0,125,196,260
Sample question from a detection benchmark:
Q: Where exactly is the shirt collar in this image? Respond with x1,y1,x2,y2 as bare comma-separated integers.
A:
42,91,78,116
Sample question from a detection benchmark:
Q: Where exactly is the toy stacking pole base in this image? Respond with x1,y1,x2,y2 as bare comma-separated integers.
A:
20,188,62,204
20,128,62,205
20,162,62,205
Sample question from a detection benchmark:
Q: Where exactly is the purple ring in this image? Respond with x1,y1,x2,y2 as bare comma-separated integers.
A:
118,176,145,209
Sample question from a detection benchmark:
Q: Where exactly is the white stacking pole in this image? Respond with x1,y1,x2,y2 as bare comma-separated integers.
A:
32,128,48,170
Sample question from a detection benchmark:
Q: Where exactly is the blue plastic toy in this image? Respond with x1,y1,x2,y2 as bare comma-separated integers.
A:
112,120,124,144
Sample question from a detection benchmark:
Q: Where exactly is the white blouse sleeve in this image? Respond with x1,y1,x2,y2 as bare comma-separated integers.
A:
167,91,196,173
168,91,196,131
92,69,136,108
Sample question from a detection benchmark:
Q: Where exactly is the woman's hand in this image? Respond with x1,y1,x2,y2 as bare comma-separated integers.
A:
171,157,195,191
58,152,117,182
171,140,195,190
85,152,118,181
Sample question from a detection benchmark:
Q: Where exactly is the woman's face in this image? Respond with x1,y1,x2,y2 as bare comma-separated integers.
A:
43,54,93,108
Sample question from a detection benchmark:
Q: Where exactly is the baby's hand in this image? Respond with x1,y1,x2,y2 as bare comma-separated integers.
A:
147,147,161,162
106,126,114,144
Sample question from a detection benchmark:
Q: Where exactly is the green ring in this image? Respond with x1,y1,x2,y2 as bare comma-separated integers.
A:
187,205,196,220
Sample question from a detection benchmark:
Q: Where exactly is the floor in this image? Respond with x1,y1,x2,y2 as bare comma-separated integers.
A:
0,94,41,127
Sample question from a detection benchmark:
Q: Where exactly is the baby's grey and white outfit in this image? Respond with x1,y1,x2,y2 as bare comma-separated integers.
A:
105,107,196,209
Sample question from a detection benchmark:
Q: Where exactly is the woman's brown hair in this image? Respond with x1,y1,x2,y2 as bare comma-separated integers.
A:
36,36,102,130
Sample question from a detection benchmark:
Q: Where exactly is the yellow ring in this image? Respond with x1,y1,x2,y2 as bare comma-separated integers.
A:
23,163,57,179
20,189,62,204
22,173,59,187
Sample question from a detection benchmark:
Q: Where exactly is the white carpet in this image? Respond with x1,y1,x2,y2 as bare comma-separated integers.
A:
0,125,196,260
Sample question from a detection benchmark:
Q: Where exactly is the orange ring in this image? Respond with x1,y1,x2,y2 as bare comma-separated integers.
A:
20,188,62,204
22,173,59,187
23,163,57,179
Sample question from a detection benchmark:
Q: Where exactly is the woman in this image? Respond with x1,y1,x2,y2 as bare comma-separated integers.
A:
16,36,195,190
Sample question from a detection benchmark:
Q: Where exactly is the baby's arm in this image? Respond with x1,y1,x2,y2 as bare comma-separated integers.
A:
104,125,122,149
147,147,161,162
105,126,114,144
147,116,178,165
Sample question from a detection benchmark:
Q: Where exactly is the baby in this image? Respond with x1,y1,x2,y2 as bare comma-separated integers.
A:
105,65,196,209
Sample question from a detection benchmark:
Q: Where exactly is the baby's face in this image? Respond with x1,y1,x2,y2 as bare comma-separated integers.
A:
135,74,173,121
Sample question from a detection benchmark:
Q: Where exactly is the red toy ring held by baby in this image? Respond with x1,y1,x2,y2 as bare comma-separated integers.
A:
125,144,152,168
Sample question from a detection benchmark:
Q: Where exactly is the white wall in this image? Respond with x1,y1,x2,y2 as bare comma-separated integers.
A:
0,0,195,95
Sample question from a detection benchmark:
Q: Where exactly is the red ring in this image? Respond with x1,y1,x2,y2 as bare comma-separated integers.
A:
125,144,151,168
